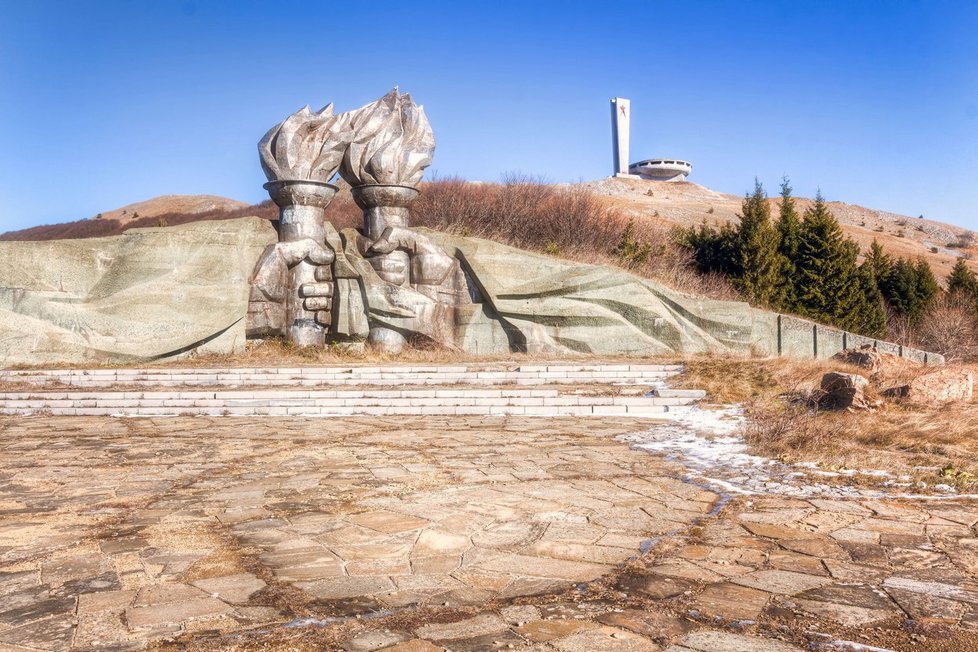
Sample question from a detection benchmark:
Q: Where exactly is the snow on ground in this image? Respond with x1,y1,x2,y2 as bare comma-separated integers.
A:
621,404,977,500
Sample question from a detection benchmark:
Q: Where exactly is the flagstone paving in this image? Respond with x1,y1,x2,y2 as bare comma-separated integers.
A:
1,414,977,651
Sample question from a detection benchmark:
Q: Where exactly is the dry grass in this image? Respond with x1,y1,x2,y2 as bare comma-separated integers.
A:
674,355,978,487
0,177,737,301
3,338,680,371
409,176,738,300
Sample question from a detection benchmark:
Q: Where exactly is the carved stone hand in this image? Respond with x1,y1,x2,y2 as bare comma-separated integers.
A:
247,238,335,337
366,226,454,288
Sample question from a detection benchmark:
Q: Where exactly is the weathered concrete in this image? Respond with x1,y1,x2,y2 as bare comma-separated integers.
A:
0,215,941,366
0,218,275,367
2,411,978,651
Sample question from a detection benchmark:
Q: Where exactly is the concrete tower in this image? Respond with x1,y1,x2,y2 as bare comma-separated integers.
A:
610,97,630,177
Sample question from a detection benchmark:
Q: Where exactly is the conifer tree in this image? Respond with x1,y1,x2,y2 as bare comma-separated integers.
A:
880,258,939,322
735,179,786,308
854,262,888,337
947,259,978,301
913,259,939,318
863,240,893,287
794,192,866,331
775,177,801,309
679,221,740,276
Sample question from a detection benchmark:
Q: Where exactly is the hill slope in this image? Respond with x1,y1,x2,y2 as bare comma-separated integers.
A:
0,195,258,241
1,180,974,282
575,177,976,281
92,194,249,224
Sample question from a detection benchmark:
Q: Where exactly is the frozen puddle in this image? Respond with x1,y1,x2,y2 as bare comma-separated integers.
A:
620,404,975,500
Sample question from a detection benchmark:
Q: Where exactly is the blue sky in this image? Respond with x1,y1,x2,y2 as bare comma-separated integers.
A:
0,1,976,232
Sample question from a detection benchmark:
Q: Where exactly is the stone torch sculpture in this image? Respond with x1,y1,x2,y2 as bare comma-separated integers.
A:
254,105,353,346
338,90,443,351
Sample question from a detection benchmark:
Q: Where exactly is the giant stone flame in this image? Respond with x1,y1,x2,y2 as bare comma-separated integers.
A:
259,104,353,183
339,89,436,187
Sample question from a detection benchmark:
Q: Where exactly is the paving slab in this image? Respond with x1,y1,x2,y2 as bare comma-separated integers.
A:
2,395,978,651
665,631,803,652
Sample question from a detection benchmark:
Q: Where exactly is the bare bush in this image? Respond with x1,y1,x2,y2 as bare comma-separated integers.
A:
0,177,736,299
916,294,978,361
885,305,918,349
0,218,123,241
412,175,625,257
951,230,977,249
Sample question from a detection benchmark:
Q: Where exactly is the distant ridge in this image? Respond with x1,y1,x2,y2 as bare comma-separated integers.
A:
575,177,976,282
1,181,974,281
0,195,267,241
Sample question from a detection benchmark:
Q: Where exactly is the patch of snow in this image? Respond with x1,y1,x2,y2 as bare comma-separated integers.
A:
620,404,978,500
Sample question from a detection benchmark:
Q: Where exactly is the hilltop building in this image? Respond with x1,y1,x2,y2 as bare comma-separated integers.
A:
610,97,692,182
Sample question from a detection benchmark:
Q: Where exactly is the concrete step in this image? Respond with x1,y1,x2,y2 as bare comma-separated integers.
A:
0,389,705,418
650,388,706,399
0,364,684,389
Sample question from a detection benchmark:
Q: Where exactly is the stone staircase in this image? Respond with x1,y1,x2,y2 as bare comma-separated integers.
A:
0,364,705,418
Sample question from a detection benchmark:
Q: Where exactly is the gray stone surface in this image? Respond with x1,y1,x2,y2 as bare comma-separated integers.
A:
3,401,978,649
0,211,941,364
0,217,274,366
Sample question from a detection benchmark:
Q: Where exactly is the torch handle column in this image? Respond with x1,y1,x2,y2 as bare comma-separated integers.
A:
279,204,328,347
364,205,411,286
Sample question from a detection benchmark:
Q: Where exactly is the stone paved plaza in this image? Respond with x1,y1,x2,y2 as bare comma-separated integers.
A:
1,367,978,651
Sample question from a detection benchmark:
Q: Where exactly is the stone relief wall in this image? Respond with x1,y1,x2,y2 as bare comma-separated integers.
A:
245,89,942,364
0,89,944,366
0,218,274,367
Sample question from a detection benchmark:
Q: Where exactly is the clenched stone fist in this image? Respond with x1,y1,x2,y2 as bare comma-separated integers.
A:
365,226,454,288
247,238,336,337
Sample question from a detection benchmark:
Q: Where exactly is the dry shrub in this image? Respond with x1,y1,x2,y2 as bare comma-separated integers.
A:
672,354,838,404
677,355,978,487
0,176,734,299
915,294,978,361
0,218,123,241
747,400,978,487
411,176,737,299
0,200,281,241
322,192,361,232
412,175,624,257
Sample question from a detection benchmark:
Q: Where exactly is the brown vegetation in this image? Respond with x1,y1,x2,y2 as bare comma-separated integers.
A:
907,294,978,361
407,176,737,299
0,177,737,300
674,355,978,488
0,200,279,241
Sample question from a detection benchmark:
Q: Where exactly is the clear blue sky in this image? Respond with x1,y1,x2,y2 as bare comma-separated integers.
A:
1,1,976,232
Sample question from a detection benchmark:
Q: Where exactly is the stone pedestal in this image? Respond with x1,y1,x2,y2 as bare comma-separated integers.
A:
264,180,337,347
352,184,420,353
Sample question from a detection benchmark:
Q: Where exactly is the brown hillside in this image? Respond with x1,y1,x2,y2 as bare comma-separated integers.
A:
575,177,977,283
0,195,272,241
2,180,975,285
98,194,249,224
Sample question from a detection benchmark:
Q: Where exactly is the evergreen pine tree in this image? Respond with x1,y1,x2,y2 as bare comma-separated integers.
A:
947,259,978,300
863,240,893,287
678,221,741,276
853,262,888,337
735,179,787,308
775,177,801,310
880,258,939,322
913,259,940,317
794,192,866,331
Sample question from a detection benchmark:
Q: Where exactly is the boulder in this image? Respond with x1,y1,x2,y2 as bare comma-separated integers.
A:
833,345,883,371
832,344,919,379
819,372,871,410
883,368,974,404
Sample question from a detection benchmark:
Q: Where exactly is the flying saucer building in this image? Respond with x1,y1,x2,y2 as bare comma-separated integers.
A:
610,97,692,182
628,158,692,181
